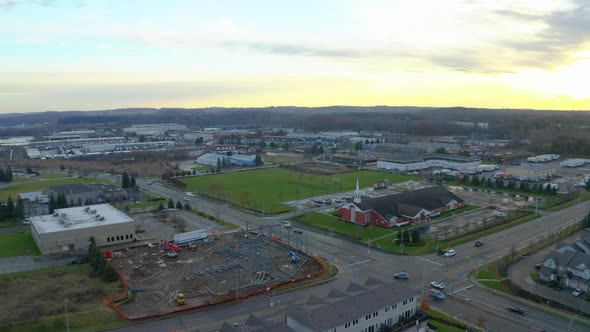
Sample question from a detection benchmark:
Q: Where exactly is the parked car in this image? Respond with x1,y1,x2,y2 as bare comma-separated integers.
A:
22,218,31,225
430,281,445,290
282,223,292,228
430,289,445,300
166,251,178,258
495,211,506,218
572,288,584,297
393,272,409,279
444,249,456,258
475,241,484,247
293,229,303,234
507,306,524,315
436,249,446,256
324,199,332,205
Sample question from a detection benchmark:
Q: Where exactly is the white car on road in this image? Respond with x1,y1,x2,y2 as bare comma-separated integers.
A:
430,281,445,290
444,249,456,258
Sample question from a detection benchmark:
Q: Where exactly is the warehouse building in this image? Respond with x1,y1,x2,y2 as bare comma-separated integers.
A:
196,152,256,167
44,183,128,206
506,163,557,181
376,154,480,172
30,204,136,254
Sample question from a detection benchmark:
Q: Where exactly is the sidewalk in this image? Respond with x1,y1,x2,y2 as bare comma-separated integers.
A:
508,231,590,315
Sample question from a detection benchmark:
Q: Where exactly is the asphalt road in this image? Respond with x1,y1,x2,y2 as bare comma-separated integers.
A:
107,180,590,332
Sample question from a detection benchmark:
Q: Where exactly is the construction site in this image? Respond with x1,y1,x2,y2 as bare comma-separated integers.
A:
110,225,325,319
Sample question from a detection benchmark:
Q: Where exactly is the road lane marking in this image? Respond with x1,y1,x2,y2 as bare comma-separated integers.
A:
415,256,443,267
343,259,371,268
448,284,473,295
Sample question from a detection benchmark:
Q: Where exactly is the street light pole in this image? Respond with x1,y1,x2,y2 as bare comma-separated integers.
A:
65,298,70,332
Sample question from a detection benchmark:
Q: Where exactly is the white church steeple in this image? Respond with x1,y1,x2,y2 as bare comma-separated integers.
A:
353,178,362,204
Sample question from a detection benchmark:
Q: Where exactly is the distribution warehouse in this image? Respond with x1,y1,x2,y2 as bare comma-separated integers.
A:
30,204,136,254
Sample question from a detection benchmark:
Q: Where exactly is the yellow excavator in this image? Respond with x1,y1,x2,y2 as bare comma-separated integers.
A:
175,293,186,305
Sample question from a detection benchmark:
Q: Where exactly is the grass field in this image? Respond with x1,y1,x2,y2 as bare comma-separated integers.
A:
294,212,398,241
0,230,41,257
427,310,470,332
0,218,19,228
0,177,113,201
180,168,417,214
0,264,124,332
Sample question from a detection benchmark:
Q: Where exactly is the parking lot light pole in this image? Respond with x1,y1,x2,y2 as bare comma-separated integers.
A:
65,298,70,332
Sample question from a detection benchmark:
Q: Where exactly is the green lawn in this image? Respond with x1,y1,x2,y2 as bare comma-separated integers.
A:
0,230,41,258
192,165,215,172
427,310,471,332
0,218,19,228
180,168,417,214
432,204,480,219
295,212,397,241
0,177,112,201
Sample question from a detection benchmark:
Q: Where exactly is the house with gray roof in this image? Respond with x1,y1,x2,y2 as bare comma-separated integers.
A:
541,244,590,291
285,278,423,332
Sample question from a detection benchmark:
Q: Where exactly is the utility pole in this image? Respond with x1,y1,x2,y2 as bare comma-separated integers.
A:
65,299,70,332
235,269,238,300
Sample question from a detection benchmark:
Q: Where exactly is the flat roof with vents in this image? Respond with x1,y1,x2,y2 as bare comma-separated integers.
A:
31,203,134,234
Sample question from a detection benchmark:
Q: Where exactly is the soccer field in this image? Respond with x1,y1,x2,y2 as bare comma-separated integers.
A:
180,168,417,214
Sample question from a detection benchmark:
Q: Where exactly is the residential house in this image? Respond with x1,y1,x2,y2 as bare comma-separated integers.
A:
285,277,425,332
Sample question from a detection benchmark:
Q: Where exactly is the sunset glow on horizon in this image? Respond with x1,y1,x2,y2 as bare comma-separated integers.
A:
1,0,590,113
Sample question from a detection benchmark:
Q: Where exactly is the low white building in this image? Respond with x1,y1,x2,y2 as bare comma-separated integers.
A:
286,278,423,332
377,154,480,172
30,204,135,254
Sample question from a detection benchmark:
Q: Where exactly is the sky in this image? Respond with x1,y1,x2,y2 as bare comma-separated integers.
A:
1,0,590,113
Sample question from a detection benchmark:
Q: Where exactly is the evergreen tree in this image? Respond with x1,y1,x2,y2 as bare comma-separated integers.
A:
167,198,175,209
396,229,402,243
402,229,410,244
14,197,24,219
48,193,56,214
486,178,493,188
216,158,222,172
121,171,130,188
175,201,183,209
318,146,324,154
255,154,263,166
411,229,420,243
157,203,165,211
461,175,469,183
5,167,12,182
102,264,119,282
130,176,136,188
519,182,526,191
6,195,14,218
0,169,4,182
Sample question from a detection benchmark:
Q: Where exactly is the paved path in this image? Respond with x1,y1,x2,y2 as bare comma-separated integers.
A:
0,255,74,274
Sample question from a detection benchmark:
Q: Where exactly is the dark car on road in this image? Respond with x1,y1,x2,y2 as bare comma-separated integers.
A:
475,241,484,247
436,249,446,255
393,272,409,279
507,306,524,315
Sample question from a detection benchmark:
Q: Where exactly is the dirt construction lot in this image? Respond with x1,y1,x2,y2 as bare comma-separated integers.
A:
112,231,322,318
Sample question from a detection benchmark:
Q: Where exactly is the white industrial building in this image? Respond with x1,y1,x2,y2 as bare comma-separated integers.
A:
30,204,135,254
377,154,481,172
560,159,590,168
527,154,560,163
123,124,187,136
196,152,256,167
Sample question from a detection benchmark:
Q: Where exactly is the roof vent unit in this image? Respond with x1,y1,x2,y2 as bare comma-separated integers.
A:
53,213,59,217
60,213,67,218
90,209,97,214
99,217,105,221
94,214,101,219
84,207,90,212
